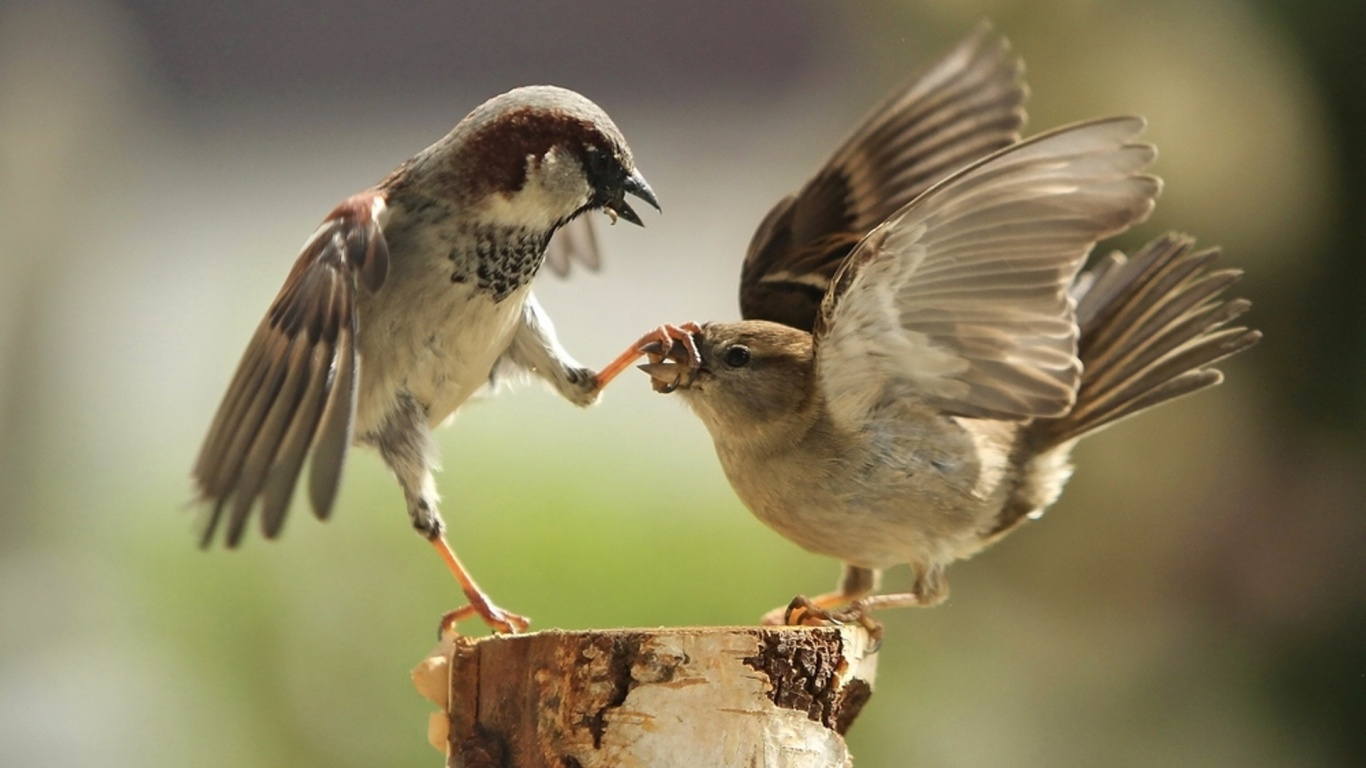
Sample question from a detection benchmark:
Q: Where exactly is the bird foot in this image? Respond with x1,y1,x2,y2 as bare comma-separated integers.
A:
438,598,531,637
594,322,703,392
635,322,704,393
764,595,885,647
428,536,530,636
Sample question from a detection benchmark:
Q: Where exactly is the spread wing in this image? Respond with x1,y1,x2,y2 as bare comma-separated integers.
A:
740,23,1028,330
192,193,389,547
543,215,600,277
812,118,1161,430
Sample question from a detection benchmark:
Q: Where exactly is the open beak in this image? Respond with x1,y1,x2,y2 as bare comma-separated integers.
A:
605,168,660,227
637,360,684,392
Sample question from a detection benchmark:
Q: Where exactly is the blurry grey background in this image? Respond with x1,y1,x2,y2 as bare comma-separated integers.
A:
1,0,1363,766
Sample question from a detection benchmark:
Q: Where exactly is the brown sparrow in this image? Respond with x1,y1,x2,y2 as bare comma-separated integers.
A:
621,32,1260,626
192,85,659,634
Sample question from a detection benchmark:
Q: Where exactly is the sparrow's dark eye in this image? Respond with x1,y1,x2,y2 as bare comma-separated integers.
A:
723,345,751,368
581,145,613,183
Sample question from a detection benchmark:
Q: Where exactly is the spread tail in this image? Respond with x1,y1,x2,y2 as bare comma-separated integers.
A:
980,232,1260,544
1033,232,1262,448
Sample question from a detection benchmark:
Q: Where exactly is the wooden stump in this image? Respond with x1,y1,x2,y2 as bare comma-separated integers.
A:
413,626,879,767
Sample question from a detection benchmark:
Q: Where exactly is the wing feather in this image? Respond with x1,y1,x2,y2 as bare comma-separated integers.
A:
193,194,385,546
308,317,357,521
740,23,1028,329
813,118,1161,430
259,340,332,536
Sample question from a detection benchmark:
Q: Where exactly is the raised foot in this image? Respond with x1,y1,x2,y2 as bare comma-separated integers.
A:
595,322,704,392
635,322,704,393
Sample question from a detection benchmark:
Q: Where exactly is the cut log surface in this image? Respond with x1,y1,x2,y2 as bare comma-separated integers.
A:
413,625,879,768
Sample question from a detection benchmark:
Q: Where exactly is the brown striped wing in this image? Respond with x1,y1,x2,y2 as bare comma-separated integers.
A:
740,23,1028,331
192,194,388,546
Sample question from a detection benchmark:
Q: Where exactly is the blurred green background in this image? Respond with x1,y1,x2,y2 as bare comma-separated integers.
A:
1,0,1363,765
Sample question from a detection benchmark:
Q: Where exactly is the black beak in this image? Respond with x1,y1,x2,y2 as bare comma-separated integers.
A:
637,361,686,393
605,168,660,227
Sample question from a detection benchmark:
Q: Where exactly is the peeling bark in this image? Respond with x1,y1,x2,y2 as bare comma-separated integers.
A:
413,626,879,767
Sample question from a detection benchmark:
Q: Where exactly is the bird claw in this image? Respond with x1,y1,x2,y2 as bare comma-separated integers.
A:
636,322,704,393
437,599,531,638
483,604,531,635
765,595,885,647
593,322,703,392
637,322,702,363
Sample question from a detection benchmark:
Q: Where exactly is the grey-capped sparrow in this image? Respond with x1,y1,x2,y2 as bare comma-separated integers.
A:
192,85,659,633
621,33,1260,626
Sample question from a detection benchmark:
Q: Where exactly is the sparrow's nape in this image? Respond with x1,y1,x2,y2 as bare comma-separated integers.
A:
592,322,703,391
430,535,529,635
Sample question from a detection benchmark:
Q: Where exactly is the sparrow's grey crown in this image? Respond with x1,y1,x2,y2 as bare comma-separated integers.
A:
410,85,655,218
463,85,633,163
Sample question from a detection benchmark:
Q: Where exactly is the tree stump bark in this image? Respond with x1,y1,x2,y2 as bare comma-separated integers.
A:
413,626,879,767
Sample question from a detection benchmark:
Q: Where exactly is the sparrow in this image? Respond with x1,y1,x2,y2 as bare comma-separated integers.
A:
623,32,1260,626
192,85,659,634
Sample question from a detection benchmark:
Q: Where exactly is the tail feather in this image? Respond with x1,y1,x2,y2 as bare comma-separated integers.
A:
982,232,1259,544
1032,232,1261,448
1077,321,1253,427
1081,268,1244,393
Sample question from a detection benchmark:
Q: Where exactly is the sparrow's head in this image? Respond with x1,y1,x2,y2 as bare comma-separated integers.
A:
424,85,658,231
640,320,817,438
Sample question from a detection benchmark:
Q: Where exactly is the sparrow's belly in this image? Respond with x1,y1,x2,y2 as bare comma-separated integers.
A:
354,279,532,435
730,465,985,570
717,418,1014,570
